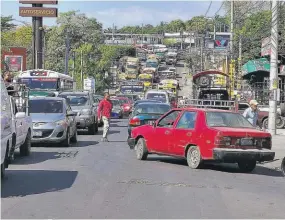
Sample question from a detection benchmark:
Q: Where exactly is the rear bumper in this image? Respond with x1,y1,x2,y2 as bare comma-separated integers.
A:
127,137,136,149
213,148,275,162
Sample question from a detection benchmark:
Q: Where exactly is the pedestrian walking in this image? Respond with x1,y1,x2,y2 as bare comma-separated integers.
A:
243,100,260,128
97,92,113,142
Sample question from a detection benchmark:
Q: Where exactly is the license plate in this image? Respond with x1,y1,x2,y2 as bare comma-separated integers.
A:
241,138,253,146
33,131,42,137
147,120,155,125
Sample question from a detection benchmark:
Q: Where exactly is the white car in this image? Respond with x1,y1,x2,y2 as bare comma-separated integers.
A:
1,78,13,177
8,86,33,162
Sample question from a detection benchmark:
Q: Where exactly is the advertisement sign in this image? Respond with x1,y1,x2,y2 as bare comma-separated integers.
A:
19,0,58,4
19,7,58,17
214,34,230,50
84,78,95,91
4,55,23,72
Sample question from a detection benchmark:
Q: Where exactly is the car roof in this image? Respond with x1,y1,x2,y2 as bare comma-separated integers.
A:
136,102,170,107
29,97,65,101
59,92,89,95
172,107,237,113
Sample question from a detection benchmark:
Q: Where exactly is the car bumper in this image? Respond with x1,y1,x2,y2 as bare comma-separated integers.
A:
127,137,136,149
32,126,67,143
213,148,275,162
76,115,94,128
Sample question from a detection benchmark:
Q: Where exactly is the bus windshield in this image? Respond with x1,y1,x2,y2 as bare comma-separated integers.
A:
127,64,137,69
120,85,144,93
19,78,59,90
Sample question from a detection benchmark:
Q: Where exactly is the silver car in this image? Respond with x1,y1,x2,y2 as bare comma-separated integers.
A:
58,91,98,134
29,97,77,146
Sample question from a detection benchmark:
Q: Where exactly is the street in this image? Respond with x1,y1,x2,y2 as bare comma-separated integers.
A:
2,118,285,219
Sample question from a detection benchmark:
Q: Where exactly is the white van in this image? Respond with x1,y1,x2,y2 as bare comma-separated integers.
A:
145,89,170,104
1,78,12,177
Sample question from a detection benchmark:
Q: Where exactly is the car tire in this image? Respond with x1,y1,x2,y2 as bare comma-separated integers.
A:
20,130,31,156
262,118,268,129
135,138,148,160
186,146,203,169
238,160,256,173
281,157,285,177
1,143,10,178
88,122,97,135
70,127,78,143
276,116,285,129
62,129,71,147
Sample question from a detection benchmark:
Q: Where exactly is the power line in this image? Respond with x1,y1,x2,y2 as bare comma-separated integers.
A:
205,1,213,17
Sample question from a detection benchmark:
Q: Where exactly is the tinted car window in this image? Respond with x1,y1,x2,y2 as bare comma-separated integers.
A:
157,110,181,127
29,100,63,113
206,112,253,128
176,111,197,129
133,104,170,116
59,94,89,106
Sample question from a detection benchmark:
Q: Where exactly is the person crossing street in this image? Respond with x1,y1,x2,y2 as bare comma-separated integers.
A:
97,92,113,142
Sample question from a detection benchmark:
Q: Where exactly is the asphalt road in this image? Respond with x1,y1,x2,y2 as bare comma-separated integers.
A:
2,63,285,218
2,119,285,219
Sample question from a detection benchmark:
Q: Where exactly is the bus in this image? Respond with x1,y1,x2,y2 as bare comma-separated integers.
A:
17,69,75,97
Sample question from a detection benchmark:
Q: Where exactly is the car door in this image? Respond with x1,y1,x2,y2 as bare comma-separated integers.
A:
11,98,24,146
148,110,181,154
169,111,198,156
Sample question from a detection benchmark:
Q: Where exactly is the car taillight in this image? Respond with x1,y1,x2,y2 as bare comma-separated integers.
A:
215,133,231,146
129,118,140,126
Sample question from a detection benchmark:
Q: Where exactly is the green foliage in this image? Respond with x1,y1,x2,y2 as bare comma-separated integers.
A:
1,15,16,32
163,38,177,46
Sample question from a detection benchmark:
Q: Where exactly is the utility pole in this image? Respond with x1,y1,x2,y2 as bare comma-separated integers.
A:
112,23,115,45
230,0,234,60
34,3,43,69
141,23,144,48
200,36,204,71
72,51,75,78
64,32,70,75
80,50,83,89
268,0,279,135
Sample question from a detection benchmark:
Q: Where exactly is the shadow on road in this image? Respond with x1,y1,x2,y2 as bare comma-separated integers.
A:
13,151,62,165
97,130,120,136
1,170,78,198
110,123,128,128
147,157,284,177
72,141,99,148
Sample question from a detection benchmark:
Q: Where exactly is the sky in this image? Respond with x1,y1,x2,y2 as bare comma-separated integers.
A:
1,0,225,28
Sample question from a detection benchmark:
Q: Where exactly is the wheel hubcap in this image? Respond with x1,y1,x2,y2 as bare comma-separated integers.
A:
190,150,199,166
136,143,143,158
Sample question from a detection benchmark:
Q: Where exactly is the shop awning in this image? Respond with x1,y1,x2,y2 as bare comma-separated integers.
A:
242,58,270,80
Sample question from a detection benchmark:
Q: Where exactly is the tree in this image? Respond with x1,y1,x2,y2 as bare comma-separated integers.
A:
166,19,185,32
1,15,16,32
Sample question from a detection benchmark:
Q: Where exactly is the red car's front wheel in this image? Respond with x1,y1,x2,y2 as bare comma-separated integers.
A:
281,157,285,176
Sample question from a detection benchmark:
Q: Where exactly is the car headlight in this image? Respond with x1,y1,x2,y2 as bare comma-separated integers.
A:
55,119,67,126
81,109,92,115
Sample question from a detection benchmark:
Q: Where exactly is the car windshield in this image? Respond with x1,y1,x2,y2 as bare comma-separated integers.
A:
117,98,129,104
133,104,170,116
111,99,121,106
59,94,89,106
146,62,158,68
146,93,167,103
19,78,59,90
29,99,63,113
127,65,137,69
206,112,254,128
120,85,144,93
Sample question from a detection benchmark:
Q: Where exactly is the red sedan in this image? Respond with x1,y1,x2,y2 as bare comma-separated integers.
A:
128,108,275,173
116,97,133,116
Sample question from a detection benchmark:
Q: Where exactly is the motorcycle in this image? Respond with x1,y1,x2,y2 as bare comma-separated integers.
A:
281,157,285,176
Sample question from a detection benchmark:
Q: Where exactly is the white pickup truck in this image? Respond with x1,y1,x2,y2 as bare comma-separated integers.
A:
8,85,33,163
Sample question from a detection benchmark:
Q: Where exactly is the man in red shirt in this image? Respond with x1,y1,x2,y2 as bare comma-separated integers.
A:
97,92,113,142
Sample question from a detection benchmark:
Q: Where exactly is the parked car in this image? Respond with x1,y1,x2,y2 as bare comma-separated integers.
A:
128,108,275,173
1,78,12,177
9,91,33,162
29,97,77,146
111,99,124,119
128,103,171,138
116,96,133,116
59,91,98,134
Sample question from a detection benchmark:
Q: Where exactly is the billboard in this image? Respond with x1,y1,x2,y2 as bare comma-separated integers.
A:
1,47,27,71
19,6,58,17
19,0,58,4
214,34,230,50
4,55,23,72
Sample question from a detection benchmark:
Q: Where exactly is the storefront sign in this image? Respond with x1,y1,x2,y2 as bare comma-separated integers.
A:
4,55,23,72
19,7,58,17
19,0,58,4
